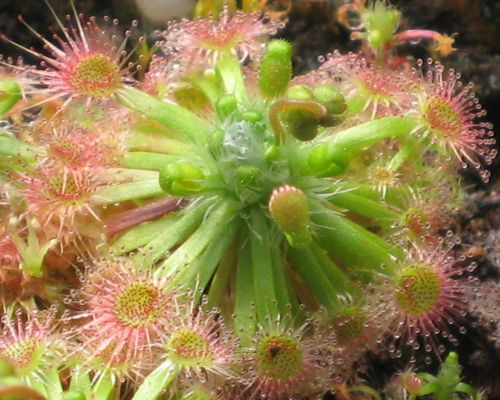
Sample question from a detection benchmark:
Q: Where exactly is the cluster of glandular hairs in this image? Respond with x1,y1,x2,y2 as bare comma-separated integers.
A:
0,306,64,390
0,1,497,399
160,7,283,69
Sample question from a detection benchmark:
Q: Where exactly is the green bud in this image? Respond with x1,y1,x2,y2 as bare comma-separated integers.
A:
0,80,21,116
368,30,383,49
216,94,238,121
313,86,346,115
258,39,293,98
10,219,57,278
159,162,205,195
208,129,224,153
269,185,311,248
283,109,319,141
362,1,400,49
313,85,347,127
241,110,263,123
287,85,314,101
333,307,367,345
445,351,459,365
265,144,281,163
236,164,261,187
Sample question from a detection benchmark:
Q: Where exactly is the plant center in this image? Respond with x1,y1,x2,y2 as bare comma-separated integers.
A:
1,338,42,374
334,308,367,345
114,282,162,328
357,70,398,102
69,53,121,98
198,27,241,52
215,118,284,204
424,96,462,138
405,207,435,237
256,334,303,381
167,328,212,366
395,264,442,317
46,173,87,202
49,139,85,165
370,166,398,187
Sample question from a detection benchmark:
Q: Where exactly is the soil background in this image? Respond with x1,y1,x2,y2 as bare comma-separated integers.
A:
0,0,498,398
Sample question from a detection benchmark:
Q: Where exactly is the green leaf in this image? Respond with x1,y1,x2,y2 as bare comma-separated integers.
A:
309,242,358,296
204,226,239,307
234,236,256,340
0,80,21,115
123,152,180,171
155,200,238,281
41,368,63,400
132,360,179,400
288,246,341,310
134,198,213,267
249,208,279,322
175,219,239,297
455,383,482,400
93,178,164,204
127,132,191,155
68,367,92,399
91,371,115,400
216,55,248,104
329,117,417,154
110,214,182,255
0,135,38,162
10,220,57,278
116,86,209,144
310,201,402,275
329,191,399,224
270,245,299,317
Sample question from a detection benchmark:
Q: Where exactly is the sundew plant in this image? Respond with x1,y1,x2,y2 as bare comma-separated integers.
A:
0,1,496,399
